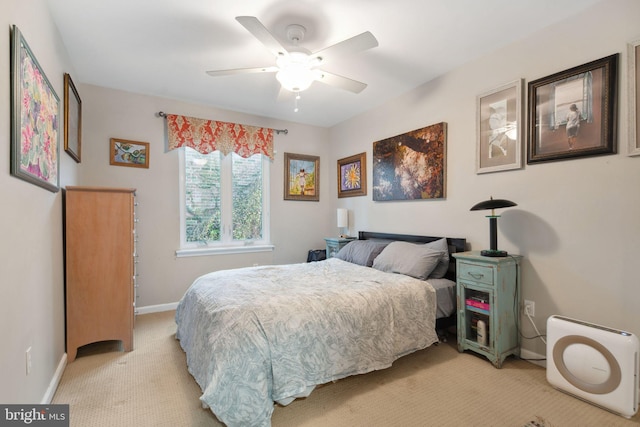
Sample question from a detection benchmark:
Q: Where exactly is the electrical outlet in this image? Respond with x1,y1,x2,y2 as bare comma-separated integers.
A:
524,300,535,317
26,347,32,375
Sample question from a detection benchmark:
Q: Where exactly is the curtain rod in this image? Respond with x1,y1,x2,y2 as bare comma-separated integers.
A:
156,111,288,135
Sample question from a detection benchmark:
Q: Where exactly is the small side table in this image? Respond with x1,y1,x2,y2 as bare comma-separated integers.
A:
453,251,522,368
324,237,356,258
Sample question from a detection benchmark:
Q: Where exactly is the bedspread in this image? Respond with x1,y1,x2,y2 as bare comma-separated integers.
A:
175,258,439,427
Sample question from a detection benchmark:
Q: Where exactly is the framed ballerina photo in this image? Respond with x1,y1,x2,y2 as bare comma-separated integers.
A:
476,79,523,174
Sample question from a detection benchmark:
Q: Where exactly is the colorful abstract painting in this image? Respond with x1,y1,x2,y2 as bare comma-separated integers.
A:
372,122,447,201
10,26,60,192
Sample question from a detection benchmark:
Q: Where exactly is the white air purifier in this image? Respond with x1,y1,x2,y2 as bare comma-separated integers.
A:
546,315,639,418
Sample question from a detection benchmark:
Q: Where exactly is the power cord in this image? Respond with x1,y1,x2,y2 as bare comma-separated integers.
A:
519,309,547,362
509,255,547,362
524,307,547,345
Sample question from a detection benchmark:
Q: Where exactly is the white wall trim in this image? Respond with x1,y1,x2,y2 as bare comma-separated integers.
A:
136,302,179,315
520,348,546,369
175,244,274,258
42,353,67,404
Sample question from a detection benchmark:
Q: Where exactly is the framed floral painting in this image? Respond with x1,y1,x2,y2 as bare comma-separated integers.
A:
10,25,60,192
337,152,366,198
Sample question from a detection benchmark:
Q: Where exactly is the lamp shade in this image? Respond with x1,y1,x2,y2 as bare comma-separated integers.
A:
470,198,517,211
337,208,348,228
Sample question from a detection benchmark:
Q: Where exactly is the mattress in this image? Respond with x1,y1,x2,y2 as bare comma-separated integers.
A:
429,277,457,319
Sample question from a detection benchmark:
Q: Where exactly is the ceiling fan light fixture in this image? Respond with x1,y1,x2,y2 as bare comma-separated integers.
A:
276,65,315,92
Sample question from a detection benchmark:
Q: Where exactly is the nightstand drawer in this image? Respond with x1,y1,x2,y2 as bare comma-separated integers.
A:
458,262,494,286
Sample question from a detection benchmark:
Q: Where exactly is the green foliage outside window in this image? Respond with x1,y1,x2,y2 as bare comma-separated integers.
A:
184,148,263,244
232,154,262,240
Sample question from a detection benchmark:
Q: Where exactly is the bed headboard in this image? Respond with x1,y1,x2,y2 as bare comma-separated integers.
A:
358,231,467,281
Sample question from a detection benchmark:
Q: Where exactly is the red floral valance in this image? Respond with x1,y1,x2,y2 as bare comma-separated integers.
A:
166,114,274,159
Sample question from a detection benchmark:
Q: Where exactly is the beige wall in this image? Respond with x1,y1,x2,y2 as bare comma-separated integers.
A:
76,84,332,307
0,0,78,403
330,0,640,359
2,0,639,404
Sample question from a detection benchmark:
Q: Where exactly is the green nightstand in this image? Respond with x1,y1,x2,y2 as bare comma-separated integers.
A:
324,237,356,258
453,251,522,368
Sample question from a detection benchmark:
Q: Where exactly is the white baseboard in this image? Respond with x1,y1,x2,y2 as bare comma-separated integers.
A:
136,302,179,315
42,353,67,404
520,348,546,369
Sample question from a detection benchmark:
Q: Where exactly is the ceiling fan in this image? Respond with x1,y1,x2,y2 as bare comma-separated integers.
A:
206,16,378,95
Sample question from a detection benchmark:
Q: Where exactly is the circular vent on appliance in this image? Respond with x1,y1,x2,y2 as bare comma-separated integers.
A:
552,334,622,394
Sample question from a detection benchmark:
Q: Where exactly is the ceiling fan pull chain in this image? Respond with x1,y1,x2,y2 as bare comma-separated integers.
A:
294,91,301,112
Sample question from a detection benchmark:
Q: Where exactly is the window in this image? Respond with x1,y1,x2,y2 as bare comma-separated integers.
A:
177,147,272,256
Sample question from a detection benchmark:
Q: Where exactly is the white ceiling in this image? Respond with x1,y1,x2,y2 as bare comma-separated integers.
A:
46,0,603,128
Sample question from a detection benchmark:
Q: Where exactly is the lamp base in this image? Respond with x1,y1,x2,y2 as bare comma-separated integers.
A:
480,249,508,257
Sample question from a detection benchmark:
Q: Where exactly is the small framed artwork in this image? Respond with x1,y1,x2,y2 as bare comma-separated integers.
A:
337,152,367,198
110,138,150,168
64,73,82,162
527,54,618,164
476,79,523,173
10,25,60,192
372,122,446,201
628,39,640,156
284,152,319,201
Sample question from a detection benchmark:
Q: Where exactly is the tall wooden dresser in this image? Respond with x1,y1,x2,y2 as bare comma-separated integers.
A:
64,187,137,362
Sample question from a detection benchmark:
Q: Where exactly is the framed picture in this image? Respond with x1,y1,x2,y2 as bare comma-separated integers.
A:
629,39,640,156
10,25,60,192
64,73,82,162
372,122,446,201
110,138,150,168
284,152,319,201
337,152,367,198
527,54,618,164
476,79,523,173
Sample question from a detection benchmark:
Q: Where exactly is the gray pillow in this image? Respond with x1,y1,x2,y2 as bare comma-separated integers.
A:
424,238,450,279
372,241,445,280
334,240,389,267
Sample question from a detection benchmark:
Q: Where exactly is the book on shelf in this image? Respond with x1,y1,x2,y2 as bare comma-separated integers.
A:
466,298,490,311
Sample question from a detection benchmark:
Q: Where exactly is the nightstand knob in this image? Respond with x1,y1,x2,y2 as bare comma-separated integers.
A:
468,272,484,279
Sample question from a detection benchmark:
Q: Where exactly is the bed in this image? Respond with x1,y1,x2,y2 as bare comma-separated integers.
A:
175,231,466,427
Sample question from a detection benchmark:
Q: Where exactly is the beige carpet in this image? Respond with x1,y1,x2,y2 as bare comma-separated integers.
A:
52,311,640,426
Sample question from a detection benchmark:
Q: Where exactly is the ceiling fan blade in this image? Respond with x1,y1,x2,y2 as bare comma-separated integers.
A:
311,31,378,64
236,16,288,58
314,70,368,94
206,66,278,77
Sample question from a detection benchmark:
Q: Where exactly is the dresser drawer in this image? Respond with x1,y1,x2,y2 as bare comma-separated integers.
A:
458,262,494,286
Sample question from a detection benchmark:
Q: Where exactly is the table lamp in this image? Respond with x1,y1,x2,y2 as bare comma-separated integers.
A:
337,208,349,238
470,196,517,257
